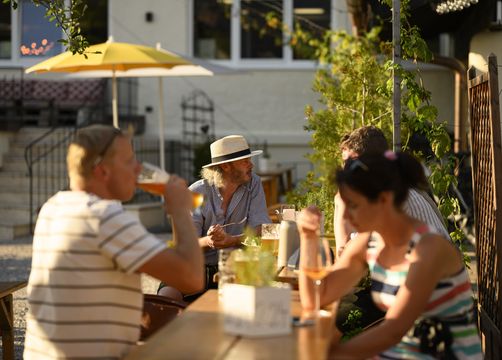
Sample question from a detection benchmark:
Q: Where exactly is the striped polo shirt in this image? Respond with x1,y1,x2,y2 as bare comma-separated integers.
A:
403,189,450,240
367,226,482,359
24,191,167,359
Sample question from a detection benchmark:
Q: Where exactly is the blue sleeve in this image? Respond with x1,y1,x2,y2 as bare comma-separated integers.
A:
247,174,271,228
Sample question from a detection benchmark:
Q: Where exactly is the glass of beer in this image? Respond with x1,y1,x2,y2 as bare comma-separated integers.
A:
136,162,203,208
260,223,280,257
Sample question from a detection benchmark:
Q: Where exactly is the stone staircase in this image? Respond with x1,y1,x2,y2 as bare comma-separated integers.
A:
0,126,167,242
0,127,72,241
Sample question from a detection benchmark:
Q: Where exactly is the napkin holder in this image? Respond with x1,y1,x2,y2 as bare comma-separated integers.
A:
221,282,292,337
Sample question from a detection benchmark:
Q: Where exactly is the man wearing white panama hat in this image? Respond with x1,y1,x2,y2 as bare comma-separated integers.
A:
159,135,270,301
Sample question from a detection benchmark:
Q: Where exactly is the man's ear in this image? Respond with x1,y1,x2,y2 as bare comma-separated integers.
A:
92,163,110,181
219,163,230,172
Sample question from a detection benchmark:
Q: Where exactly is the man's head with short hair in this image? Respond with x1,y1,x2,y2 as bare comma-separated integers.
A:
340,126,389,160
67,124,126,188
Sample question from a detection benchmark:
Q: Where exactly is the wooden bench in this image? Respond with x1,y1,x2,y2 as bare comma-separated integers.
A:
0,281,27,360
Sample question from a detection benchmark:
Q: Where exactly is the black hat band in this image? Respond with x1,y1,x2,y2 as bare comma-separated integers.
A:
211,148,251,163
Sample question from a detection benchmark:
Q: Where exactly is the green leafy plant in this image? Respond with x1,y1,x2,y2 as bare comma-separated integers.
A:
341,309,364,341
241,226,261,248
280,2,468,264
192,139,213,180
231,247,276,287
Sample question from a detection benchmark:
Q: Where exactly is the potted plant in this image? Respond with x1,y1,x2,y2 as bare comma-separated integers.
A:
221,243,292,337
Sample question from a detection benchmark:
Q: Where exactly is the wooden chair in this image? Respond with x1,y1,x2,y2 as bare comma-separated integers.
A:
140,294,188,341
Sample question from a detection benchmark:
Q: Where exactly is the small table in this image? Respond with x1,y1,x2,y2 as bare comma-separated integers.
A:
0,281,27,360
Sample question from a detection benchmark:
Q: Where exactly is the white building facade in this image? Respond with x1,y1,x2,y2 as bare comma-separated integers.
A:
0,0,458,181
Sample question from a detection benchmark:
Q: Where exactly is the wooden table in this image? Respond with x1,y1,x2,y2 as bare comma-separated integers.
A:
0,281,27,360
276,266,299,290
125,290,340,360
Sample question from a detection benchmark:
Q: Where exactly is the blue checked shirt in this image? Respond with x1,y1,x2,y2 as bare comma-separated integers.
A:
189,173,271,265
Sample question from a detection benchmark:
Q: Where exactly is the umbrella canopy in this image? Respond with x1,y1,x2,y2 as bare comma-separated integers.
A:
25,40,191,73
25,39,193,129
25,40,218,170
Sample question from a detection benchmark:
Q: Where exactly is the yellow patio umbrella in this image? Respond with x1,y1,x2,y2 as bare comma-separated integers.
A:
25,38,192,128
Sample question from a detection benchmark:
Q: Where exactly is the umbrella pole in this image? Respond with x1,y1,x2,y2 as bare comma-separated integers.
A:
158,77,166,171
112,70,119,128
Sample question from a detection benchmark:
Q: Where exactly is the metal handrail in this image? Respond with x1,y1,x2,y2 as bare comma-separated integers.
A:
24,126,77,232
21,78,109,232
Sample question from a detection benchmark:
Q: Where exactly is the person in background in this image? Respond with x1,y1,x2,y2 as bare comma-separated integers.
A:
298,152,482,359
334,125,449,258
24,125,204,359
159,135,270,301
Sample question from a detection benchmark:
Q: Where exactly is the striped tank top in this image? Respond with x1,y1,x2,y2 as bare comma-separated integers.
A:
367,225,483,359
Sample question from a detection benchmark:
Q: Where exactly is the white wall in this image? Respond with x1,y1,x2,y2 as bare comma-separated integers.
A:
416,66,455,131
136,69,318,180
470,30,502,89
110,0,189,53
1,0,456,184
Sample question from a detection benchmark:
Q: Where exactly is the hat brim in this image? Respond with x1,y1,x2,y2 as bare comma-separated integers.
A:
202,150,263,168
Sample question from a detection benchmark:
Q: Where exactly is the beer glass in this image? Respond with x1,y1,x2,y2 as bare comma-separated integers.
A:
260,223,280,257
136,162,203,208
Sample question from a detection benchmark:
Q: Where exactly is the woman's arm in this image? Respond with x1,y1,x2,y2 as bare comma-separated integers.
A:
329,234,458,359
298,207,368,311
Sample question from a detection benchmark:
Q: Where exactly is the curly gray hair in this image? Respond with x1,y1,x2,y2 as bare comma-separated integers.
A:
201,166,225,188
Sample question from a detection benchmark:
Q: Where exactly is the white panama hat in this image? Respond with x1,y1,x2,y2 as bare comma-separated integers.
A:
202,135,262,168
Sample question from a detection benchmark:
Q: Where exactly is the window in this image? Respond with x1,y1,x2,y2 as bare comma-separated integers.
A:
293,0,331,59
192,0,332,65
79,0,108,45
194,0,231,59
241,0,282,59
20,0,62,57
0,0,107,63
0,2,11,59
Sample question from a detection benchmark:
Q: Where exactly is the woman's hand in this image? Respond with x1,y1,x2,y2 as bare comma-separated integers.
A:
297,205,322,238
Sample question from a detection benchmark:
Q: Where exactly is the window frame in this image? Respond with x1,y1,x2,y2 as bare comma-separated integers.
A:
0,0,110,68
189,0,344,69
0,0,70,68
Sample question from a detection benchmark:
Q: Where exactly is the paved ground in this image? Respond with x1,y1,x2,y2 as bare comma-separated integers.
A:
0,235,478,359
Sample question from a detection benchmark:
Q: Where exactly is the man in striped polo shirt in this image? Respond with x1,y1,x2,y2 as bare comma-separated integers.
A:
24,125,204,359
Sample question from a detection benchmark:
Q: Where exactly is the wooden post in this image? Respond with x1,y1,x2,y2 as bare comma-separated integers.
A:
392,0,401,151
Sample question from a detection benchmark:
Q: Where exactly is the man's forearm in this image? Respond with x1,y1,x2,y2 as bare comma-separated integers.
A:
171,211,204,269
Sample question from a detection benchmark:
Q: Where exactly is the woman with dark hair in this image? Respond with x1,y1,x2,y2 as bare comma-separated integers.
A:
298,152,482,359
